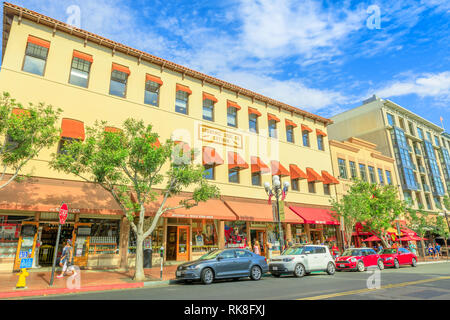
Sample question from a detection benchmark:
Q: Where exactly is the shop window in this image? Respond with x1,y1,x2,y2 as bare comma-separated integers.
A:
252,172,261,186
249,114,258,133
0,216,33,259
203,165,215,180
191,220,218,253
227,107,237,127
308,181,316,193
302,130,310,147
225,221,248,248
268,120,277,138
291,178,299,191
144,80,160,107
175,90,189,114
79,218,120,255
128,220,164,253
286,125,294,143
109,69,128,98
229,168,239,183
69,57,91,88
23,42,49,76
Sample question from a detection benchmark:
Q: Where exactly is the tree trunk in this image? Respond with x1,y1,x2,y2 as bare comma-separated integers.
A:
134,232,145,281
420,237,426,259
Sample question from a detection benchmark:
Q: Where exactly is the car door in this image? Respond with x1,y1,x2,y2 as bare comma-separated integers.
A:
214,250,238,278
309,246,323,270
235,249,253,276
314,247,328,270
303,246,316,270
397,248,409,264
366,249,378,266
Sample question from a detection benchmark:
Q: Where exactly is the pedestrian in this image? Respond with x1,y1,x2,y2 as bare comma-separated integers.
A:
331,242,339,259
409,241,417,255
253,241,261,255
427,243,435,260
361,242,367,248
435,243,441,259
56,240,73,278
377,243,383,253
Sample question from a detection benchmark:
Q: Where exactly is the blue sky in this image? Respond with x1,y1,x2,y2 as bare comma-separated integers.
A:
2,0,449,129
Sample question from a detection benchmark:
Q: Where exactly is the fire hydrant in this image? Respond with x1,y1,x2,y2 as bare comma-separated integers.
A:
16,268,29,289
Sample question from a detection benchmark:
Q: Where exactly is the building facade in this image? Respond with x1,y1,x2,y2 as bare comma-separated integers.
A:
0,3,340,272
328,95,449,215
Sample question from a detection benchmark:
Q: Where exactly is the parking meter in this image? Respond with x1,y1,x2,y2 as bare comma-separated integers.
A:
159,246,164,280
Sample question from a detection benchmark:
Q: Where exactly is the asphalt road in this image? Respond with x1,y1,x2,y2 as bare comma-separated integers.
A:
29,262,450,300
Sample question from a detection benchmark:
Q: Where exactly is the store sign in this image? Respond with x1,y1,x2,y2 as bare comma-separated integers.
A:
20,258,33,269
250,223,266,228
199,124,242,149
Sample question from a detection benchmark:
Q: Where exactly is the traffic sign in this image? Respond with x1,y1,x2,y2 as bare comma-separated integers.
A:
20,258,33,269
59,203,68,225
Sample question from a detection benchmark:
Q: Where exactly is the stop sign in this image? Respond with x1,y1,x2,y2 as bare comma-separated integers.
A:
59,203,68,225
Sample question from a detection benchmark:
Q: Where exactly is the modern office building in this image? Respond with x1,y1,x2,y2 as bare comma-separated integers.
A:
328,95,449,214
0,3,341,272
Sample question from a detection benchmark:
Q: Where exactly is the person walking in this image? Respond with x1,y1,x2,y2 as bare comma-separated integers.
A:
331,242,339,259
56,240,73,278
253,241,261,255
377,243,383,253
409,241,417,255
435,243,441,259
427,243,435,260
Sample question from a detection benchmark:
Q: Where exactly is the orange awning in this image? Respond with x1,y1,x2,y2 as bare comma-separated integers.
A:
104,126,121,133
250,156,270,173
268,113,280,122
228,152,249,170
146,74,163,85
152,138,161,148
61,118,85,141
271,161,290,176
111,63,130,75
203,92,218,103
289,206,339,225
248,107,262,117
202,146,224,166
289,164,307,180
73,50,93,63
12,108,30,117
176,84,192,95
316,129,327,137
227,100,241,110
27,35,50,48
306,168,324,182
285,119,297,128
322,170,339,185
301,124,313,133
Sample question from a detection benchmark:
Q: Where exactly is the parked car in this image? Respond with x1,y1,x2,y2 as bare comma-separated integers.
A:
175,248,268,285
379,248,417,268
335,248,384,272
268,245,336,278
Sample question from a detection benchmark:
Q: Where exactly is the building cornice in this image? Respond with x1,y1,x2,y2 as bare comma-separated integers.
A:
370,152,395,163
329,140,360,153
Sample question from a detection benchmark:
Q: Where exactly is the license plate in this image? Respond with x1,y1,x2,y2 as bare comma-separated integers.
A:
340,264,345,267
176,271,181,276
272,266,278,270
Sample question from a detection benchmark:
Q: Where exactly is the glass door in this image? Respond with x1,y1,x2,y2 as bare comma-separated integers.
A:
176,226,189,261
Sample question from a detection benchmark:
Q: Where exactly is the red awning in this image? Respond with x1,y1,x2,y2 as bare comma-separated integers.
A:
271,161,290,176
316,129,327,137
202,146,224,166
146,74,163,85
289,206,340,225
227,100,241,110
301,124,313,133
61,118,85,141
203,92,218,103
268,113,280,122
112,63,130,75
289,164,307,180
176,84,192,95
248,107,262,117
27,35,50,48
285,119,297,128
401,227,417,236
228,152,249,170
306,168,324,182
363,235,381,242
251,157,270,173
322,170,339,184
73,50,93,63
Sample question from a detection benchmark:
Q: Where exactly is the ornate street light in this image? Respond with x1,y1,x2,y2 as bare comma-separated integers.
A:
264,175,289,252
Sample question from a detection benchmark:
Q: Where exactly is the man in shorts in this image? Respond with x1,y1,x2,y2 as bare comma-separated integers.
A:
57,240,73,278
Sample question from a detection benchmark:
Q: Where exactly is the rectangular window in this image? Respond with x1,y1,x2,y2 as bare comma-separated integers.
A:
302,131,310,147
144,80,160,107
323,184,330,195
57,137,77,155
203,165,214,180
338,158,348,179
349,161,357,179
408,122,415,136
229,168,239,183
249,114,258,133
417,127,424,140
434,136,440,147
434,197,442,209
175,90,189,114
317,135,324,151
426,132,432,141
203,99,214,121
378,168,384,185
109,69,128,98
399,117,406,130
23,42,49,76
69,57,91,88
291,179,299,191
387,113,395,126
359,164,367,181
308,181,315,193
385,170,392,185
368,166,376,184
286,125,294,143
268,120,277,138
227,107,237,127
425,195,432,210
251,172,261,186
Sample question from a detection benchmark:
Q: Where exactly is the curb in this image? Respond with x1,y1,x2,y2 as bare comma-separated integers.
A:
417,260,450,265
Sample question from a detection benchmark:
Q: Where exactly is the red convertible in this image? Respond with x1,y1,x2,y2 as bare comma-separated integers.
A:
379,248,417,268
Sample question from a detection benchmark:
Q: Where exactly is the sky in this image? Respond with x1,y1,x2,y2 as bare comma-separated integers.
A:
1,0,449,130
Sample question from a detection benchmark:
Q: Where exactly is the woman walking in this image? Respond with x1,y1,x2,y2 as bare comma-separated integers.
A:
56,240,73,278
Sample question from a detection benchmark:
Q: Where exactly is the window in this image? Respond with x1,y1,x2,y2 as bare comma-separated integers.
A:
385,170,392,185
251,172,261,186
203,99,214,121
229,168,239,183
57,137,77,155
286,125,294,143
403,191,413,206
249,114,258,133
236,250,252,258
408,122,415,136
69,56,91,88
359,164,367,181
434,197,442,209
417,127,424,140
368,166,376,183
302,131,310,147
219,250,236,259
426,132,432,141
378,168,384,185
323,184,330,195
308,181,316,193
317,135,324,151
291,179,299,191
425,195,432,210
227,107,237,127
349,161,357,179
144,80,160,107
23,40,49,76
268,120,277,138
399,117,406,130
338,158,348,179
434,136,440,147
175,90,189,114
109,69,128,98
387,113,395,126
203,165,214,180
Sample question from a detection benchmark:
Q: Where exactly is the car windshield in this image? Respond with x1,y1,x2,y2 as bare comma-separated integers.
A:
198,249,224,260
380,249,397,254
282,246,306,255
342,249,362,257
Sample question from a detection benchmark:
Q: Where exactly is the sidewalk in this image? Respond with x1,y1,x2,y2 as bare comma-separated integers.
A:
0,265,179,299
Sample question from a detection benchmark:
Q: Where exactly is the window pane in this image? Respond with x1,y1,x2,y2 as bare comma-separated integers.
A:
203,166,214,180
23,55,46,76
203,100,214,121
324,184,330,195
110,79,126,97
144,81,160,106
227,107,237,127
317,136,324,150
249,114,258,133
175,91,188,114
69,68,89,87
229,169,239,183
338,159,348,179
269,120,277,138
302,131,309,147
308,182,315,193
291,179,299,191
251,172,261,186
286,126,294,143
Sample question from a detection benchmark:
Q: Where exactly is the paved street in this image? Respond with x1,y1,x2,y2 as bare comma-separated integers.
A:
27,262,450,300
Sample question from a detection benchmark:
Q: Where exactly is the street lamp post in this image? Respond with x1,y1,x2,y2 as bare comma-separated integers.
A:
264,175,289,253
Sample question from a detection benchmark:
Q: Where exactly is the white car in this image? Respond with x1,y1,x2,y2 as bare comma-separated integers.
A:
268,245,336,277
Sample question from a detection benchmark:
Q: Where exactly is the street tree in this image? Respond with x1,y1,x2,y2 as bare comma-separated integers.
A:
50,118,220,281
331,179,405,248
0,92,62,189
405,207,430,257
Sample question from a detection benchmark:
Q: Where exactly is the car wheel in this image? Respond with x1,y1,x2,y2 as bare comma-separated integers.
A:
293,263,305,278
201,268,214,285
250,265,262,281
378,259,384,270
357,260,365,272
326,262,336,275
394,259,400,269
411,258,417,267
271,273,281,277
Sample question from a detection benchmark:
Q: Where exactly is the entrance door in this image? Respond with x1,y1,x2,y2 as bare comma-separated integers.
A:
256,231,265,256
177,226,189,261
72,223,92,267
13,222,38,271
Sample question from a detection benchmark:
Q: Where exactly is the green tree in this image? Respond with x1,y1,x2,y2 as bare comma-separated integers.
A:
0,92,62,189
50,118,220,281
331,179,405,248
405,207,430,257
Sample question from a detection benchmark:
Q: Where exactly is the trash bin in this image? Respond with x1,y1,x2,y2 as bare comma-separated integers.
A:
143,248,153,268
